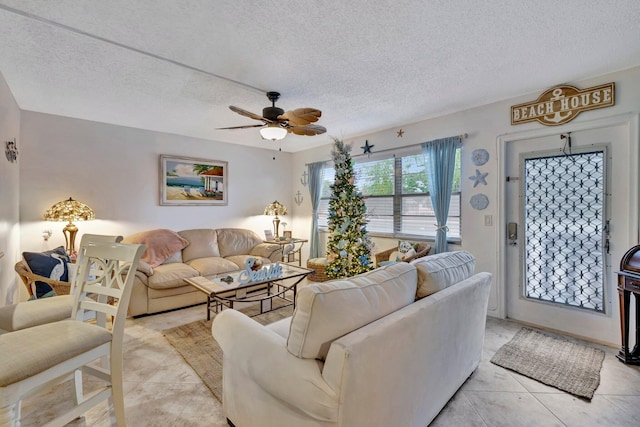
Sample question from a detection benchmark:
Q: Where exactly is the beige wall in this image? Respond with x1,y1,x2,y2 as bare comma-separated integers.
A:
16,113,294,299
0,72,21,305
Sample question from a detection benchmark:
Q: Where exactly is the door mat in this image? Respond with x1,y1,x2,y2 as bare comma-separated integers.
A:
490,327,605,400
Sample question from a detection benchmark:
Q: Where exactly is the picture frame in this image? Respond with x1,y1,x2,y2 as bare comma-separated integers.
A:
264,230,274,241
160,155,228,206
283,230,292,239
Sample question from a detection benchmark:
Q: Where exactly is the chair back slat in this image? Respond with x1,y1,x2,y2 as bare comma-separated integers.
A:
69,234,123,293
84,283,122,299
72,242,145,332
80,300,118,318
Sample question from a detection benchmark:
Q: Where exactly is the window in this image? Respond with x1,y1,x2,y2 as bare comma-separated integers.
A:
318,148,461,240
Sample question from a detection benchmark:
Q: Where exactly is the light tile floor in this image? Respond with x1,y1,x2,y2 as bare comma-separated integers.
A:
20,304,640,426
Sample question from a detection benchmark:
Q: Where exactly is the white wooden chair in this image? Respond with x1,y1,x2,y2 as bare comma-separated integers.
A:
0,234,123,334
0,241,145,426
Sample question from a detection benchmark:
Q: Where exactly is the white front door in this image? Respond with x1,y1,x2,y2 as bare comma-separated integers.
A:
504,122,634,344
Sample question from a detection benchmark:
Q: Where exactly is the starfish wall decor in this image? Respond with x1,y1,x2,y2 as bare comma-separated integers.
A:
397,129,404,138
469,169,488,187
361,140,374,154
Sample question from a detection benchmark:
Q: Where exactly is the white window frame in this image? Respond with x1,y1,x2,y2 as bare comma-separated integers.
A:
318,148,462,242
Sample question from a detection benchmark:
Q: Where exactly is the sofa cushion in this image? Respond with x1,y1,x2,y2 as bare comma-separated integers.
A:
287,262,417,360
147,263,199,290
179,229,220,262
186,257,239,276
161,250,183,265
410,251,476,298
123,229,189,267
216,228,262,258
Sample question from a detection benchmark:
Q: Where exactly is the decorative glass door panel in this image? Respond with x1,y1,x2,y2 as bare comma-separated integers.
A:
523,150,605,312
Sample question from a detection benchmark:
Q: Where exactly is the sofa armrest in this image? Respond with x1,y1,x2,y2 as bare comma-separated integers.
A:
135,260,154,276
250,243,283,262
212,309,338,421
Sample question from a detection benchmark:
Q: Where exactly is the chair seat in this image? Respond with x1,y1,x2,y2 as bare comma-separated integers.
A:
0,320,111,387
0,295,73,332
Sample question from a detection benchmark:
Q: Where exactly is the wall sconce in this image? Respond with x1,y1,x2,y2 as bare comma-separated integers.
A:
5,138,18,163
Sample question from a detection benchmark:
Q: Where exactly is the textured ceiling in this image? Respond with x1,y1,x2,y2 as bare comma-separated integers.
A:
0,1,639,152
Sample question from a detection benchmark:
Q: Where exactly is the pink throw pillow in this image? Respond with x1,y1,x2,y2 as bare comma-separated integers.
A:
123,229,189,267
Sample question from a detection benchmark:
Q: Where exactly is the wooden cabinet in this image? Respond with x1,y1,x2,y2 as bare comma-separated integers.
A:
617,245,640,364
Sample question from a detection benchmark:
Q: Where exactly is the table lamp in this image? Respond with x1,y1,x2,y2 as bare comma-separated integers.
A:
264,200,288,239
44,197,96,256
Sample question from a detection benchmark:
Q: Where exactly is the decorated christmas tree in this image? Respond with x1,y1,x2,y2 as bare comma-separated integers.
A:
326,138,374,279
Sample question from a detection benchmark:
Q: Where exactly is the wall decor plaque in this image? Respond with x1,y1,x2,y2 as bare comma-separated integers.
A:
471,149,489,166
511,82,614,126
470,194,489,210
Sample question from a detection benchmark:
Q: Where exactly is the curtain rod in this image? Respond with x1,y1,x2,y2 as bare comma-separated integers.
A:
307,133,468,165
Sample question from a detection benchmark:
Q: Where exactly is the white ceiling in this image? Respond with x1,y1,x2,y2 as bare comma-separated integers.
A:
1,1,639,153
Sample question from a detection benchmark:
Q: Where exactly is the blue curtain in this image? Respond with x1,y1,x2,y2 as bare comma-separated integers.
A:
307,162,325,259
421,136,461,254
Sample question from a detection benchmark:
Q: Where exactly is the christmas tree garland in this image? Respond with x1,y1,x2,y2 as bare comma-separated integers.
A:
326,138,374,278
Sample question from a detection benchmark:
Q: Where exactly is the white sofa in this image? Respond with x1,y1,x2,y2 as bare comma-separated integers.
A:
212,251,492,427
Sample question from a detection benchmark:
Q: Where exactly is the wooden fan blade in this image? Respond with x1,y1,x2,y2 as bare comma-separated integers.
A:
278,108,322,126
217,124,265,130
229,105,270,123
288,124,327,136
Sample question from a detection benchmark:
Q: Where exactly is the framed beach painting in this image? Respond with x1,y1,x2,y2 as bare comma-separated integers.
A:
160,155,228,206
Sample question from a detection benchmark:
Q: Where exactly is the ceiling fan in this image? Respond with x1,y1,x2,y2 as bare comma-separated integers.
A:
217,91,326,141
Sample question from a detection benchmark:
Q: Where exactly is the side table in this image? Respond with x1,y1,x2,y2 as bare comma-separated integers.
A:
617,270,640,364
617,244,640,365
264,238,308,266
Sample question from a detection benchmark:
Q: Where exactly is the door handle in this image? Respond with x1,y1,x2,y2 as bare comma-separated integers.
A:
508,223,517,246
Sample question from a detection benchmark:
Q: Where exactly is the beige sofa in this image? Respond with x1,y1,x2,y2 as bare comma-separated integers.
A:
125,228,282,316
212,251,491,427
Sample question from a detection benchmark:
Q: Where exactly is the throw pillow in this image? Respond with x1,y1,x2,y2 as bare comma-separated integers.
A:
389,240,418,262
410,251,476,298
123,229,189,268
22,246,71,298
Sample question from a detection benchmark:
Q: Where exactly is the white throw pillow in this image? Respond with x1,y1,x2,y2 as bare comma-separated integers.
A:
388,248,416,262
410,251,475,298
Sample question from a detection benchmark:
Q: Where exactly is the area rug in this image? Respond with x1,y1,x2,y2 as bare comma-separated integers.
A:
490,327,605,399
163,303,293,402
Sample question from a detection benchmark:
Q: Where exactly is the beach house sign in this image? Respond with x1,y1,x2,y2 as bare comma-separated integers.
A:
511,82,615,126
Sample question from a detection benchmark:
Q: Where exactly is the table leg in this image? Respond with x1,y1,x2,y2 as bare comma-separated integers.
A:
631,293,640,357
207,295,211,321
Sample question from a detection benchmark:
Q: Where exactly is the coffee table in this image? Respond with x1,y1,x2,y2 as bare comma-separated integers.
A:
184,264,313,320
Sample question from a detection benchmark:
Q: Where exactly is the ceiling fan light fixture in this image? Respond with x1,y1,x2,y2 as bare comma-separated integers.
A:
260,124,287,141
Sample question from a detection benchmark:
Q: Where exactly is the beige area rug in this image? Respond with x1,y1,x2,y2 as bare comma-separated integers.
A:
490,327,605,399
163,302,293,402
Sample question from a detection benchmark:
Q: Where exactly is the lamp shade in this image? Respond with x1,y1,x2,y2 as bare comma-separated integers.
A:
260,124,287,141
44,197,96,255
44,197,95,222
264,200,288,216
